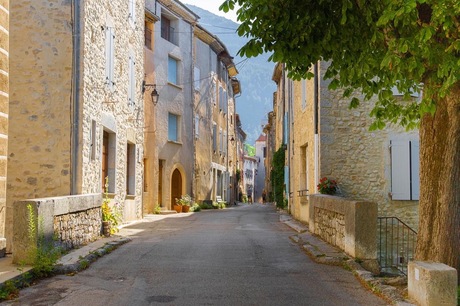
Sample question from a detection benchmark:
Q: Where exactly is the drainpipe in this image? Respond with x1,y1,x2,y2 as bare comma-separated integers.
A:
71,0,82,195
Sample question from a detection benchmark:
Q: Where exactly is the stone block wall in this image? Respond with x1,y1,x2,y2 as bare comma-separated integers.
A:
314,207,345,251
309,194,377,260
54,207,101,250
13,194,101,264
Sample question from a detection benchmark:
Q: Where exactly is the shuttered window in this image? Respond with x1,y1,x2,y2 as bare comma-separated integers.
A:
391,139,420,200
128,0,136,26
105,22,115,89
128,53,135,106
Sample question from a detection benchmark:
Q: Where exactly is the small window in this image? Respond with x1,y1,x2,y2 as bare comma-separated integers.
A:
168,113,179,142
212,123,217,151
168,56,178,85
195,115,199,138
219,128,223,153
91,120,97,160
194,67,201,90
126,143,136,195
144,20,153,50
161,15,175,44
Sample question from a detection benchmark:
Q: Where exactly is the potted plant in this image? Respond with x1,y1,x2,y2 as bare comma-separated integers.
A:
176,194,192,213
101,177,122,236
173,198,182,213
317,177,338,195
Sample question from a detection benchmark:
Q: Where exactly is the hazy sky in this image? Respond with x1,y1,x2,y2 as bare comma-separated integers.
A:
181,0,239,23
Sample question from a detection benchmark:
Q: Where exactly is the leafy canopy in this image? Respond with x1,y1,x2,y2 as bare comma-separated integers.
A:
220,0,460,129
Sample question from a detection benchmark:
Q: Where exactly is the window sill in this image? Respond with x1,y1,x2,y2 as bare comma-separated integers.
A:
167,140,182,145
168,82,182,90
126,194,136,200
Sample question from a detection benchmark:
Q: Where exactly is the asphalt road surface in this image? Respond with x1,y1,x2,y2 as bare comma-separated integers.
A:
3,203,387,306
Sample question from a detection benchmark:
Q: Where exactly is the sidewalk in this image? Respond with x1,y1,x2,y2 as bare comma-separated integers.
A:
279,211,415,306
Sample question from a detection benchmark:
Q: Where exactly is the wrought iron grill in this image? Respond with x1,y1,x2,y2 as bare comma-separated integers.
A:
377,217,417,275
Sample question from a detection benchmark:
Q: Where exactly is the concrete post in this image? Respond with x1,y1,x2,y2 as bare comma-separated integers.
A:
408,261,458,306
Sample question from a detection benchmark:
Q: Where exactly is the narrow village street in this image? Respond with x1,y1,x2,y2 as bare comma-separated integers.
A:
2,204,387,306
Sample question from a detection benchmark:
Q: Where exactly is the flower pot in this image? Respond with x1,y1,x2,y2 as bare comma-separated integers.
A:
102,221,111,237
182,205,190,213
173,204,182,213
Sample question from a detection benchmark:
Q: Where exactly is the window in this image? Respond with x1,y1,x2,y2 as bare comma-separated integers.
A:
126,143,136,195
212,123,217,151
391,139,420,200
211,79,216,106
161,15,175,44
91,120,97,160
144,20,153,50
195,115,199,138
168,56,178,85
223,132,227,154
194,67,201,90
219,128,223,153
102,130,116,193
128,0,136,26
128,52,136,106
168,113,179,142
105,21,115,89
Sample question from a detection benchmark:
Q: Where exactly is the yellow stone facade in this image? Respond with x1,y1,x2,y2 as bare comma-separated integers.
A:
0,0,8,246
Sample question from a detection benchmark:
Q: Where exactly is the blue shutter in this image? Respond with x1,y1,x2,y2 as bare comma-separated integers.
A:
168,57,177,84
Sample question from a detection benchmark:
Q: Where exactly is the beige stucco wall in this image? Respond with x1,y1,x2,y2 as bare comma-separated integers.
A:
0,0,8,240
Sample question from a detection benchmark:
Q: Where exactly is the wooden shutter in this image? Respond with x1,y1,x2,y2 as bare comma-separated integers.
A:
410,140,420,200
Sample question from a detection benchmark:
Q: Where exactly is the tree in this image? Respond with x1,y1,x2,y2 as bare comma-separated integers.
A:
220,0,460,274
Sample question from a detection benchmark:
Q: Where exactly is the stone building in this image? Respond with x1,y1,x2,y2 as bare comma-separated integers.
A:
0,0,8,255
8,0,145,251
193,24,240,205
254,134,266,203
243,155,257,203
143,0,198,210
262,111,275,202
271,61,419,230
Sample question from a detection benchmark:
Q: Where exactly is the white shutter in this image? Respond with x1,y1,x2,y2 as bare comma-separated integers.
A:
129,0,136,25
195,115,199,138
105,25,115,87
410,140,420,200
128,55,133,105
391,140,411,200
194,67,200,90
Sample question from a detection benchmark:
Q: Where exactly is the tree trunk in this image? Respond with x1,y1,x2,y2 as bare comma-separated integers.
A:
416,83,460,276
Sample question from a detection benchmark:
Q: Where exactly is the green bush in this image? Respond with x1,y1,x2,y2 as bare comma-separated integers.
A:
190,203,201,212
272,147,286,209
199,202,213,210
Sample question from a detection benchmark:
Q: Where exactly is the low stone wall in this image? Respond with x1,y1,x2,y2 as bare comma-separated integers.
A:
309,194,377,260
13,194,102,264
54,207,101,250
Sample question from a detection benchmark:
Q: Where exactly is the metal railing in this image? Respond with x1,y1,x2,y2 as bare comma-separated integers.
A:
377,217,417,275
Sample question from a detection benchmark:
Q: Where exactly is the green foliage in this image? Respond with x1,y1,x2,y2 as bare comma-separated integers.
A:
317,177,338,195
26,204,62,279
220,0,460,129
153,204,161,214
101,177,122,234
0,280,19,300
190,203,201,212
199,202,213,210
271,147,286,209
242,195,248,203
235,169,241,183
175,194,192,206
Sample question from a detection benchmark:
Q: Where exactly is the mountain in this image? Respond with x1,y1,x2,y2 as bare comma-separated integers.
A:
186,4,275,145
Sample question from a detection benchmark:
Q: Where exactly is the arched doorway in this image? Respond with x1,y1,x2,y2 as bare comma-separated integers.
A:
171,168,182,209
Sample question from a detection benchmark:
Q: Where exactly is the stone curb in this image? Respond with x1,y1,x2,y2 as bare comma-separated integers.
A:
53,237,132,275
281,213,415,305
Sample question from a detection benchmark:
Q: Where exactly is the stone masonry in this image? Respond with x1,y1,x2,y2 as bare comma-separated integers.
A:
314,207,345,251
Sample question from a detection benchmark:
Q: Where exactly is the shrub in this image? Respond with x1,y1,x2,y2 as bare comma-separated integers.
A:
317,177,338,195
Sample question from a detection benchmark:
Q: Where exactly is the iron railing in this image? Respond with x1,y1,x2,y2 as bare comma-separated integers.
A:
377,217,417,275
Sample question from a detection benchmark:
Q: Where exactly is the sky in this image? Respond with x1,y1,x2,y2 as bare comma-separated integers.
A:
181,0,240,23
